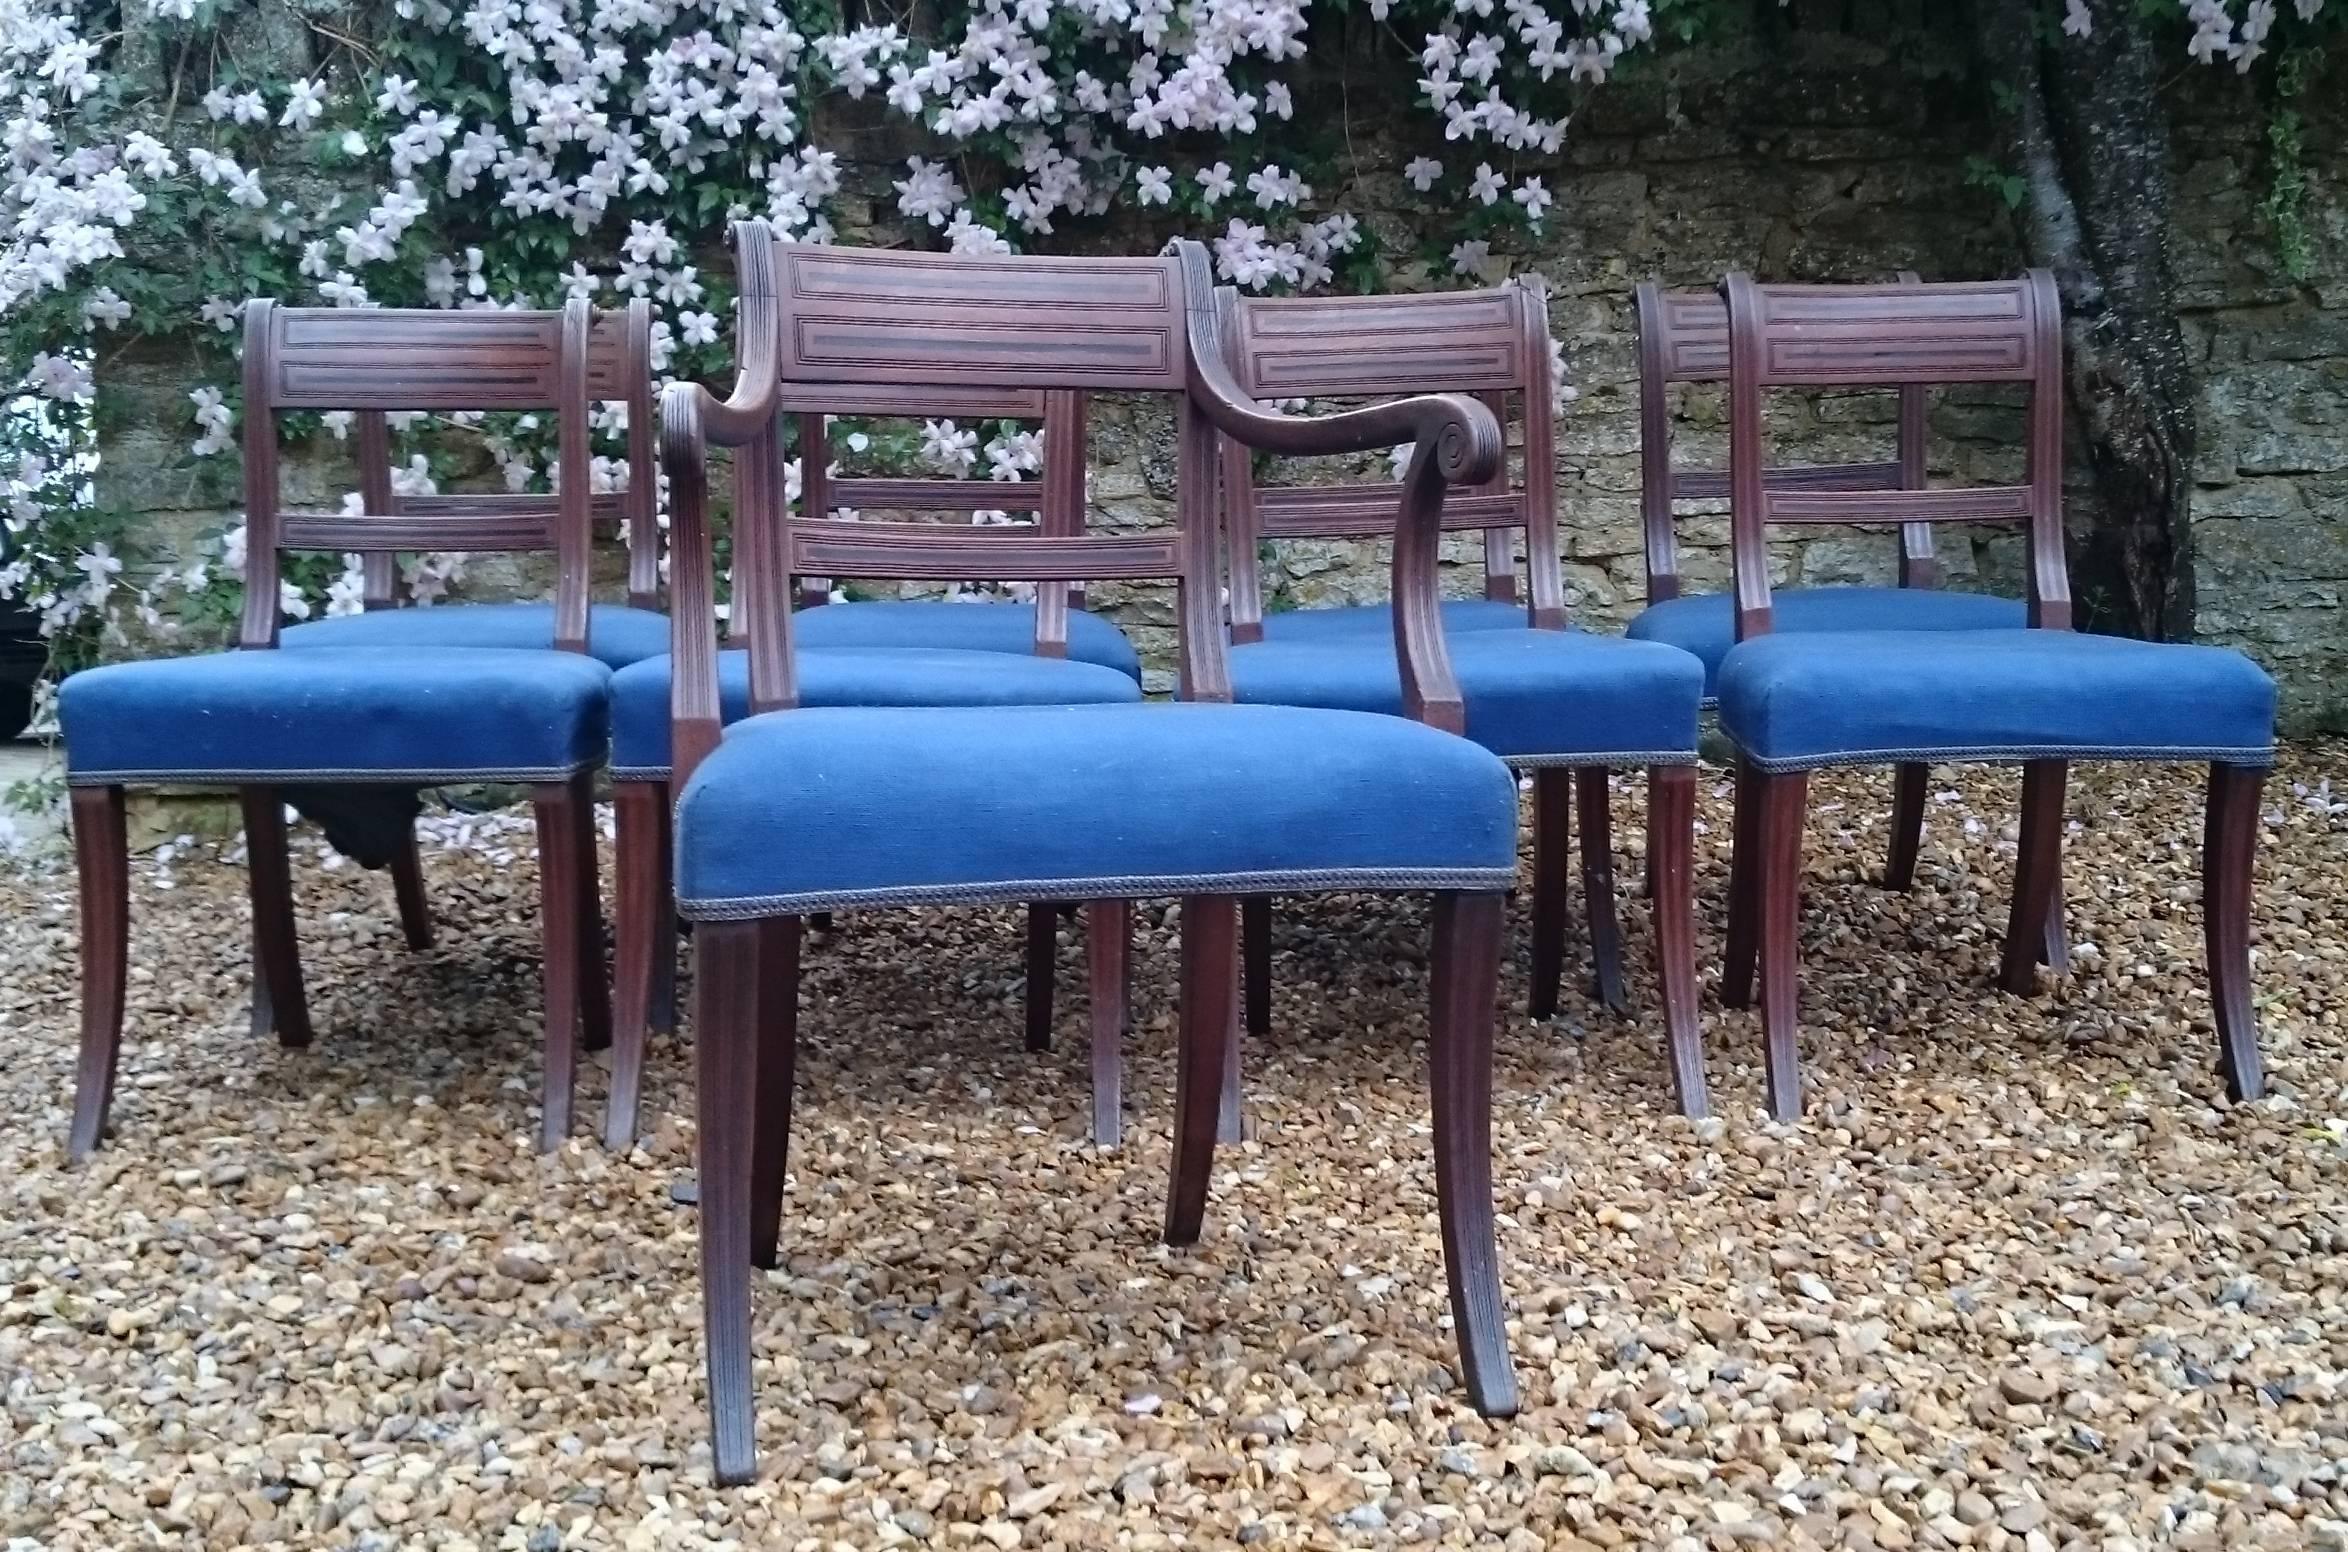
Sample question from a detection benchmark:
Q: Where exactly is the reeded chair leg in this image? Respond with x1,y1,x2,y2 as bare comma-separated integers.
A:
1428,890,1518,1418
531,774,593,1152
390,826,433,950
242,787,313,1049
1024,904,1056,1051
605,780,667,1151
1088,899,1131,1147
1241,895,1272,1040
749,917,802,1270
1577,769,1627,1014
1167,896,1238,1246
1722,758,1763,1011
68,786,129,1162
2040,883,2070,973
1755,770,1809,1123
1885,761,1927,891
1527,768,1570,1021
694,918,762,1487
1999,760,2067,995
1647,766,1709,1119
2205,762,2267,1101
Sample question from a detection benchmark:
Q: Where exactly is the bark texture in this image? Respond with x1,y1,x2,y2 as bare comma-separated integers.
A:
1980,0,2199,639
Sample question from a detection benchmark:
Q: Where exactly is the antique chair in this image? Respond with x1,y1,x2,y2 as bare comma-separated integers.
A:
664,227,1524,1481
1214,283,1710,1116
1626,282,2063,961
59,302,615,1157
1711,272,2276,1120
600,384,1144,1151
260,300,662,965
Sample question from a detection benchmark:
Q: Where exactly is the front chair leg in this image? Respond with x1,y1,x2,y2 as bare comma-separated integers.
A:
2205,762,2267,1101
1166,896,1238,1246
2039,880,2070,973
694,918,763,1486
1999,759,2067,996
1755,770,1809,1122
1527,769,1570,1021
530,777,588,1152
605,780,667,1151
1087,899,1131,1148
1024,904,1056,1051
1577,769,1627,1014
1241,894,1272,1040
1428,890,1518,1418
749,917,802,1270
1647,766,1709,1119
1885,761,1927,891
241,787,313,1049
390,825,433,950
68,786,129,1162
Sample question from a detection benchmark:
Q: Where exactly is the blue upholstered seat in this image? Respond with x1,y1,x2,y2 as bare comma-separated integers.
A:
1254,599,1531,642
794,600,1142,681
1626,587,2027,697
1229,629,1703,765
610,646,1143,778
673,703,1519,917
1716,630,2276,771
281,601,672,668
61,647,611,785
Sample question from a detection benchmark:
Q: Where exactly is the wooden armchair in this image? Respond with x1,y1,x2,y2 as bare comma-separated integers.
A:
1710,273,2276,1120
59,302,618,1156
660,226,1524,1481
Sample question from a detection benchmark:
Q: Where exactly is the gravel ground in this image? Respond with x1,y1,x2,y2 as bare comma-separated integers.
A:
2,753,2345,1552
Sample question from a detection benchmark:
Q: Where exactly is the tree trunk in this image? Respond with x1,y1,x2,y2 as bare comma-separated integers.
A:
1979,0,2198,640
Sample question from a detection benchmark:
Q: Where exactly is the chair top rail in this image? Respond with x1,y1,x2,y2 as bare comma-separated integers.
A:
1223,286,1529,400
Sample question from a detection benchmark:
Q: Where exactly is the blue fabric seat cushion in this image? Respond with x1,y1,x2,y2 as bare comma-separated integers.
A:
610,647,1143,777
674,703,1519,916
62,647,611,785
281,601,672,669
1253,599,1532,642
1716,630,2276,771
1626,587,2027,696
793,600,1142,682
1228,629,1702,765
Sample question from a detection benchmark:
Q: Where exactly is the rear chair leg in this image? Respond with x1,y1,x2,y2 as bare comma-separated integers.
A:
68,787,128,1162
2205,763,2267,1101
1885,761,1927,891
1241,895,1272,1040
1755,770,1809,1123
1999,760,2067,996
1528,769,1569,1021
1024,904,1056,1051
694,918,763,1487
749,917,802,1270
1428,890,1518,1418
1647,766,1709,1119
391,827,433,950
574,780,611,1056
1166,896,1238,1245
242,787,312,1049
605,780,667,1151
1577,769,1627,1014
531,777,587,1152
1088,899,1131,1147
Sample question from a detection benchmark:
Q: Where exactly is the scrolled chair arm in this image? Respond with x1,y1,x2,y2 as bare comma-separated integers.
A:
1171,239,1503,736
662,219,785,790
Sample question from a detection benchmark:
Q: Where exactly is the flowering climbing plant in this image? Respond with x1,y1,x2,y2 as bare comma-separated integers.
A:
0,0,2334,723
